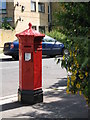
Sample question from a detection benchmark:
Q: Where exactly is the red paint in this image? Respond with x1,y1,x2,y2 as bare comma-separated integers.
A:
16,23,45,91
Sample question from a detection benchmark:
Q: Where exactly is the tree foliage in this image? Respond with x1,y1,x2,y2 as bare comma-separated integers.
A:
2,18,14,31
48,2,89,104
53,2,90,37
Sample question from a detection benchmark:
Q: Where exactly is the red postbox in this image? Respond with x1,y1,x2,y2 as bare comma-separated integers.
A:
16,23,45,104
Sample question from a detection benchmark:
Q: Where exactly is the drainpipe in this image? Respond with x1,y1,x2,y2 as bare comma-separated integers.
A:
48,2,52,32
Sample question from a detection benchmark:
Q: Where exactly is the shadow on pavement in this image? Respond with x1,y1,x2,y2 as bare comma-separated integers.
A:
1,77,88,118
0,56,54,61
42,55,62,59
42,55,54,59
0,58,18,62
1,101,27,112
49,77,67,88
13,89,88,118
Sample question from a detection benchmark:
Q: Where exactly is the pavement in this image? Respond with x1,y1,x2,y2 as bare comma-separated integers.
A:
0,47,11,60
0,88,89,119
0,53,12,60
0,53,89,119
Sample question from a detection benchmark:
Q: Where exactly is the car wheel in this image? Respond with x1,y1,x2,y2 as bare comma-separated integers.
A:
12,55,19,60
63,49,68,56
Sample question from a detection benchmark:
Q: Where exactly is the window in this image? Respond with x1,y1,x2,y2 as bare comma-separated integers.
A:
0,0,6,14
39,26,45,33
32,26,36,30
38,3,45,13
31,1,36,12
1,17,13,22
48,5,50,22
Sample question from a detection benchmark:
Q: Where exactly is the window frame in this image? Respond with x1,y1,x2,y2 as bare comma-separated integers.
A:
39,26,45,33
38,2,45,13
0,1,6,14
31,1,36,12
0,9,6,14
32,26,36,30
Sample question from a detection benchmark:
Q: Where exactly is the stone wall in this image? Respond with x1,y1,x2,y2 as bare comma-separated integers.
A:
0,29,16,48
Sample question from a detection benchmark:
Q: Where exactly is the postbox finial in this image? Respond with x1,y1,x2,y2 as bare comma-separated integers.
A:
28,23,32,29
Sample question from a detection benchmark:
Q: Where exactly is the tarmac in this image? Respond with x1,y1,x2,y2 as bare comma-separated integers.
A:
0,52,89,119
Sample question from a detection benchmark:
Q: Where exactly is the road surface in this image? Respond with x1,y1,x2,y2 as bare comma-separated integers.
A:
0,57,67,97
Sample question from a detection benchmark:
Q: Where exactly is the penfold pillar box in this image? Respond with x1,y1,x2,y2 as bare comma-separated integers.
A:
16,23,45,104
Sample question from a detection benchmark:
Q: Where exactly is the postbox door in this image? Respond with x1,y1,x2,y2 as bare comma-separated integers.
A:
20,46,34,90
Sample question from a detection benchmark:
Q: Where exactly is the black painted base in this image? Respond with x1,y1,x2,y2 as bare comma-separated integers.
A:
18,89,43,105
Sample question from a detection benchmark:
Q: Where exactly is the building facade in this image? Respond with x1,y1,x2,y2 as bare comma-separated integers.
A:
0,0,49,47
14,0,49,33
0,0,49,33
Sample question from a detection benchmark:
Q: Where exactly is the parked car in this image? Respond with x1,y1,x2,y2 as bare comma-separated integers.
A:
3,39,19,60
3,35,64,60
42,35,64,57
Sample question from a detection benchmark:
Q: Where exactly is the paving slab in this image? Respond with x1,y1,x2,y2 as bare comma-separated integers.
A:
1,88,88,119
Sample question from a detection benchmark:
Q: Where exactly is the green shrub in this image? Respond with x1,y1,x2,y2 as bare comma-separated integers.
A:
46,30,67,43
2,18,14,31
61,37,89,104
46,30,89,105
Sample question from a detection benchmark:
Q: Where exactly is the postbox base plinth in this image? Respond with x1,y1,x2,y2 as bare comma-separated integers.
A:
18,89,43,104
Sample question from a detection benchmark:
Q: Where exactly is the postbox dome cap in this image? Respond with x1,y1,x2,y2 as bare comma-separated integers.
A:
16,23,45,38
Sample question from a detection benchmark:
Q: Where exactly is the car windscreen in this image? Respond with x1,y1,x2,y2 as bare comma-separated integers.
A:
14,39,19,42
43,36,56,42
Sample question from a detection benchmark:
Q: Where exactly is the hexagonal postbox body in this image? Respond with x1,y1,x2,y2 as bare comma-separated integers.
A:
16,23,45,104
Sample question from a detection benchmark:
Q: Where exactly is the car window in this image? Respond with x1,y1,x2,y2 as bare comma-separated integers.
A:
43,35,56,42
42,39,45,42
43,39,55,42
